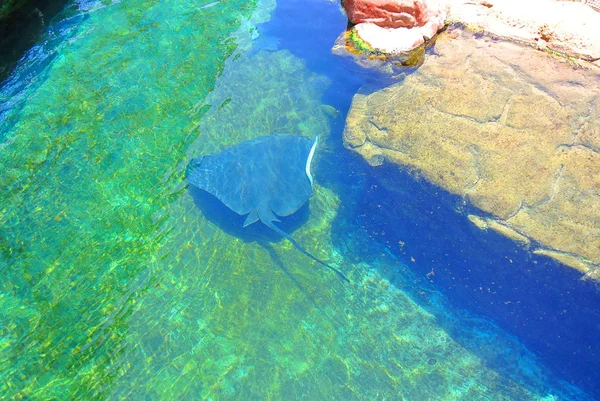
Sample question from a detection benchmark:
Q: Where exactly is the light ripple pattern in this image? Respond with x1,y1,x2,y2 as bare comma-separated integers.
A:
0,0,593,400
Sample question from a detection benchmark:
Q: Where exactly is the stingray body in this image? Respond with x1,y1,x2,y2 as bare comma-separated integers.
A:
187,135,348,282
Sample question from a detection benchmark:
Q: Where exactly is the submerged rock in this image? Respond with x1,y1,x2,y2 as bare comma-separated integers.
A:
343,27,600,277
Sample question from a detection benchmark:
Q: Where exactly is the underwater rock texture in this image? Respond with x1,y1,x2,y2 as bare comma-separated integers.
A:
344,27,600,277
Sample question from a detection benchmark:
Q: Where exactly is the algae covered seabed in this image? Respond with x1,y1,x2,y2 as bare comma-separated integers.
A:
0,0,597,399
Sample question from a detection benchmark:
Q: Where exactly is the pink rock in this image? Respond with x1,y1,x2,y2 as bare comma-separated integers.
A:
341,0,447,56
343,0,439,29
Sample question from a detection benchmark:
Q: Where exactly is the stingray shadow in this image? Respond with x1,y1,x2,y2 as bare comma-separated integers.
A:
188,185,310,244
261,244,339,325
189,185,325,293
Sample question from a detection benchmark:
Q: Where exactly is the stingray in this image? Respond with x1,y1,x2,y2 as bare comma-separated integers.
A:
186,135,349,282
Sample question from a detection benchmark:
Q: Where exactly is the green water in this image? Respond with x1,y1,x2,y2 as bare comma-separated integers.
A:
0,0,592,399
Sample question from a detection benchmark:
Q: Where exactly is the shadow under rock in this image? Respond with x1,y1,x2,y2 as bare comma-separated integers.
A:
353,163,600,399
0,0,71,83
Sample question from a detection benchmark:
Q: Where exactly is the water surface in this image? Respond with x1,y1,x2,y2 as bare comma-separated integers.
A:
1,0,598,399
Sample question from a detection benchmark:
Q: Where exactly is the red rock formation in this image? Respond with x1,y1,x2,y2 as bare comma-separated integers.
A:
343,0,431,28
339,0,447,57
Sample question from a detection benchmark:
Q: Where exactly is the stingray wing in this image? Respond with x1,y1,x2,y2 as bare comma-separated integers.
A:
263,136,314,217
187,135,315,219
187,146,258,216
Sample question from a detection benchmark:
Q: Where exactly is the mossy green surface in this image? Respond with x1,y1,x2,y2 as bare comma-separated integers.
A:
345,26,426,69
348,27,378,55
0,1,592,400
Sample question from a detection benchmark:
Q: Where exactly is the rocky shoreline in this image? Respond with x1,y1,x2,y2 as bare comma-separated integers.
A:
342,26,600,279
335,0,600,70
447,0,600,68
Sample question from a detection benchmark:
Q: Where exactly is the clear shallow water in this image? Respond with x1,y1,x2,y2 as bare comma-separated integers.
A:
0,0,598,400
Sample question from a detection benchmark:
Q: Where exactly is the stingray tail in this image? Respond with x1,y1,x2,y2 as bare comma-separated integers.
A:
267,222,350,283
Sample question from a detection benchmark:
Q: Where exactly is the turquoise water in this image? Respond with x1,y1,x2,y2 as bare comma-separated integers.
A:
0,0,597,399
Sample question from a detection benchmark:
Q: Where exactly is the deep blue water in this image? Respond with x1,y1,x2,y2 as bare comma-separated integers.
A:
260,0,600,397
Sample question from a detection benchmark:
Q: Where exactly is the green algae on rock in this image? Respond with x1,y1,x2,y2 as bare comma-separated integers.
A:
344,27,600,278
332,0,448,73
332,28,431,75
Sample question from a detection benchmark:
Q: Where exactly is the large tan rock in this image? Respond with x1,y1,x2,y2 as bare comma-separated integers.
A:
344,27,600,277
